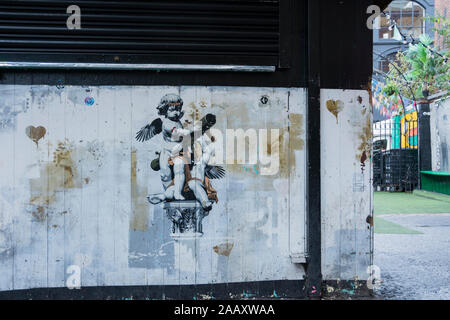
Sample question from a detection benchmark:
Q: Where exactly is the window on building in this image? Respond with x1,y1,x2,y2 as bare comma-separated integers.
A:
377,52,400,73
378,0,425,40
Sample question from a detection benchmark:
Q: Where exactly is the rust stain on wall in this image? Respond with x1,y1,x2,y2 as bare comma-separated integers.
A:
289,113,305,151
266,142,272,155
326,100,344,123
186,102,201,122
52,142,78,188
32,206,46,222
357,96,363,104
131,149,149,232
213,242,234,257
365,79,373,107
360,151,367,173
279,113,305,178
222,102,251,126
29,141,80,221
25,125,46,146
227,113,305,181
356,115,373,166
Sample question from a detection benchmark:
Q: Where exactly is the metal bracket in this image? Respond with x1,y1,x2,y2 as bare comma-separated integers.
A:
290,253,308,264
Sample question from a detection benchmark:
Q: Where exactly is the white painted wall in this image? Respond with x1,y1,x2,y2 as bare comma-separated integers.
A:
320,89,373,281
0,85,307,291
430,96,450,172
0,85,374,291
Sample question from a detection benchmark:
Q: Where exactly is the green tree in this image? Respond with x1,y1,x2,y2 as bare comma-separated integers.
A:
429,15,449,50
405,34,449,97
380,33,449,104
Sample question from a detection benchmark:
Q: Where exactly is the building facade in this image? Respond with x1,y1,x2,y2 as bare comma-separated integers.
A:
0,0,387,299
373,0,435,74
434,0,450,50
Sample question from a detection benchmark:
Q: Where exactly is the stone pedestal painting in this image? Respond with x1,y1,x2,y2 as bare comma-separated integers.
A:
164,201,210,238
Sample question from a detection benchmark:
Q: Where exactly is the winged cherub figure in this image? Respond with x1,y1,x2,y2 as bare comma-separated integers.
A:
147,129,225,211
136,93,193,200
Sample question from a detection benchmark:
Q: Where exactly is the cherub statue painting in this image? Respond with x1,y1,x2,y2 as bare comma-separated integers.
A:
136,93,190,200
136,93,224,213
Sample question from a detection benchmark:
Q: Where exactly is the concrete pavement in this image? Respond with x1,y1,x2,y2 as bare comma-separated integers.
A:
373,191,450,300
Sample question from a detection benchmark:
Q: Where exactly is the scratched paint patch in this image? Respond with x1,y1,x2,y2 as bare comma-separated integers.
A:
0,193,13,259
0,106,21,131
27,140,81,222
356,113,372,170
130,149,149,232
86,140,105,167
353,172,365,192
213,242,234,257
278,113,305,178
0,86,35,132
26,139,105,223
0,89,31,131
67,88,97,106
0,230,12,259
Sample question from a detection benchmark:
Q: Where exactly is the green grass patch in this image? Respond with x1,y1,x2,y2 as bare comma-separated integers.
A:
413,190,450,204
374,191,450,215
374,217,422,234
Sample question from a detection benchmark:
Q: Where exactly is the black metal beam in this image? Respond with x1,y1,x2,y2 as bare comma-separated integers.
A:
418,101,432,173
305,0,322,299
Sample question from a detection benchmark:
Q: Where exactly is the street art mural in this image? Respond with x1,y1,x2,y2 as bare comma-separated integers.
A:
135,93,225,237
0,85,307,291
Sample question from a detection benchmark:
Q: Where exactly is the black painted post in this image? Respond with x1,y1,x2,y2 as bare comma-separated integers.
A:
418,96,432,176
306,0,322,299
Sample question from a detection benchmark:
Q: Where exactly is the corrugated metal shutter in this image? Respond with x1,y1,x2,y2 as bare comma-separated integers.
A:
0,0,280,66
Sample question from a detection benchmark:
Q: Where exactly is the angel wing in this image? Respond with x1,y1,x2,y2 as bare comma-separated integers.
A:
135,118,163,142
205,165,226,180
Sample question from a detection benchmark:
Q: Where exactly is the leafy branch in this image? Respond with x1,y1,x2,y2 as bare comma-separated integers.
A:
381,32,449,102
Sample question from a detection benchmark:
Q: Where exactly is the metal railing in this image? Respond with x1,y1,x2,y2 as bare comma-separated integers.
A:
373,116,419,192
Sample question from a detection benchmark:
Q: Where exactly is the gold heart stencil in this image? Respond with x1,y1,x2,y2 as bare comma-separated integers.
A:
25,126,46,146
326,100,344,124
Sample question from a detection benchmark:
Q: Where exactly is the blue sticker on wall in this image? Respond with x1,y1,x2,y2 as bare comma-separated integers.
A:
85,97,95,106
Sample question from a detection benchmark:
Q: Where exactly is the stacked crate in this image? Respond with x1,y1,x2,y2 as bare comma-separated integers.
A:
383,149,418,191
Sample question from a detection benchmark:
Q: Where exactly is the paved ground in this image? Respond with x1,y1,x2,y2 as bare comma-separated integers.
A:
373,191,450,300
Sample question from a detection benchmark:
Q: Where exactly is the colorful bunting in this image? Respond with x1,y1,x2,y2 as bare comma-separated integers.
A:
371,79,415,118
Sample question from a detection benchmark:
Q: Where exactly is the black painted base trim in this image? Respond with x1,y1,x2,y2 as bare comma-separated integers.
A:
0,280,307,300
322,281,374,299
0,280,377,300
